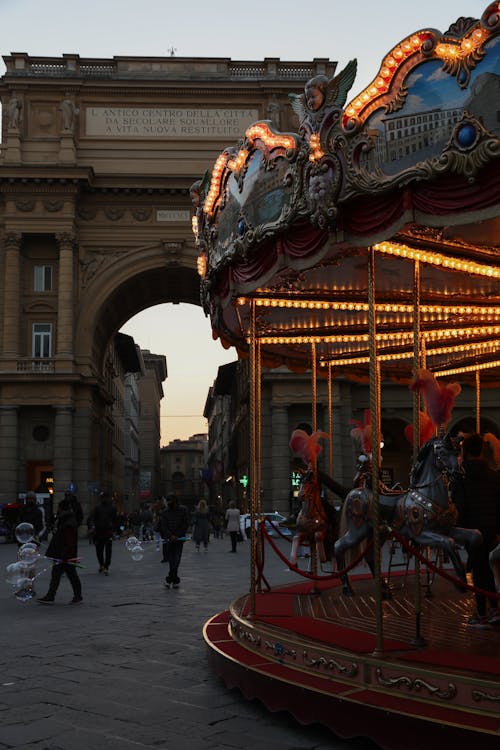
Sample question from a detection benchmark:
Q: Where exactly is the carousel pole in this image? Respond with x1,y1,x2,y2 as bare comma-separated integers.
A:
249,300,257,617
412,259,426,646
475,369,481,434
257,340,262,518
311,342,317,433
311,342,319,589
328,364,333,478
256,339,263,593
368,247,384,655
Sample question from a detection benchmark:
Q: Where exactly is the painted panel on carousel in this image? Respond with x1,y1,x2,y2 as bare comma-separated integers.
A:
357,35,500,177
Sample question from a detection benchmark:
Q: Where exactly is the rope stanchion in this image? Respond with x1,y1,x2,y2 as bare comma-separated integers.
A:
255,521,271,591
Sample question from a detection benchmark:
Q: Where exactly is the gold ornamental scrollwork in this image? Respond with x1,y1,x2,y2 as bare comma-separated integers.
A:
264,640,297,660
229,617,261,647
375,668,457,700
303,650,358,677
472,689,500,703
434,114,500,181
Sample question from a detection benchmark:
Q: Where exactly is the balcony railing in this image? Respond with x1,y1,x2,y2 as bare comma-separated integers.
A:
16,358,55,373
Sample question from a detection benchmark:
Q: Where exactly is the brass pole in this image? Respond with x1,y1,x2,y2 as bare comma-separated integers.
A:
311,342,318,587
311,342,317,434
249,300,257,616
412,259,426,646
368,248,383,655
475,369,481,434
328,364,333,477
257,340,262,517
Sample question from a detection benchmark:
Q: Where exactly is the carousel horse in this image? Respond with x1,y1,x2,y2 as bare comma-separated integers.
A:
334,433,483,596
290,467,329,565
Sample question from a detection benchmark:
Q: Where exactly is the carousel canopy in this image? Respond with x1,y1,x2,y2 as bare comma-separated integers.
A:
193,3,500,387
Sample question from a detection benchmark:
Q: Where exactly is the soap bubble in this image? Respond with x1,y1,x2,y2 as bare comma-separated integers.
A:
18,543,40,565
5,561,29,587
125,536,139,552
130,545,144,561
14,581,35,602
15,522,34,544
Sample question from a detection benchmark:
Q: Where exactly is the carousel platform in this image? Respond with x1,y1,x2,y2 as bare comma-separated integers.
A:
203,572,500,750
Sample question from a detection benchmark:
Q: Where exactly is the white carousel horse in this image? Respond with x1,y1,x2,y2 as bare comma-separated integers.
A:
334,433,483,596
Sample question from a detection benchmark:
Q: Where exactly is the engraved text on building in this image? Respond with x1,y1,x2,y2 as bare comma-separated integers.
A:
85,107,259,137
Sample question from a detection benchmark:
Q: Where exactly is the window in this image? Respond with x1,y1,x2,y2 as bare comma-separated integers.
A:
34,265,53,292
32,324,52,358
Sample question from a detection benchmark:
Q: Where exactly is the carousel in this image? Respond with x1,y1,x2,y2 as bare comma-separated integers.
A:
194,4,500,748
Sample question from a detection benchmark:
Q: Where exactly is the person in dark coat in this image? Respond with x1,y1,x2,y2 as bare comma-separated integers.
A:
90,491,117,575
192,499,210,551
158,496,190,588
38,495,82,604
452,433,500,627
19,492,44,543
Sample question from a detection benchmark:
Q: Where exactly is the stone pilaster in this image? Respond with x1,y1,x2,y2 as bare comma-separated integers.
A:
55,233,75,358
0,407,19,502
2,233,22,357
270,403,290,513
73,406,94,519
53,406,74,501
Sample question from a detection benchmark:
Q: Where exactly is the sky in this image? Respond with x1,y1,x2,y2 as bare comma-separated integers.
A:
0,0,488,444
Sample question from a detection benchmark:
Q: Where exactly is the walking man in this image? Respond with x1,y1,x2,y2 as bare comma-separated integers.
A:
90,491,117,575
158,496,190,588
38,494,82,605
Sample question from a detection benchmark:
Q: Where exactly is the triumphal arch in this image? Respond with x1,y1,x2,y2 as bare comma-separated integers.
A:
0,53,335,506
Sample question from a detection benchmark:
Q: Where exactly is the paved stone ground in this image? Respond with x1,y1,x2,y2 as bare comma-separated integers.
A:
0,534,380,750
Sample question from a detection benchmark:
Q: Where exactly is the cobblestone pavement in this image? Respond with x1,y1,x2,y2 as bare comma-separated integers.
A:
0,534,380,750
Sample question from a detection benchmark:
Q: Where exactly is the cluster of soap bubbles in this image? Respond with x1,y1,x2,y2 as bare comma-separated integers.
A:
4,522,46,602
124,536,145,561
123,534,190,562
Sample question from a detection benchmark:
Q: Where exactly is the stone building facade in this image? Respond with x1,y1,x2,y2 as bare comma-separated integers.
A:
0,53,329,518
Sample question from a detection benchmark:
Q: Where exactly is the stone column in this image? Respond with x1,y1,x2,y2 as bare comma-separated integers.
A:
53,406,74,501
55,233,75,358
73,406,93,524
0,406,19,502
270,403,290,513
2,233,22,358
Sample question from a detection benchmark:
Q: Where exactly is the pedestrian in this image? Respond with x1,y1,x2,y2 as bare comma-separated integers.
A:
139,505,154,541
225,501,241,553
211,508,223,539
452,433,500,627
158,496,190,588
90,491,117,575
192,499,210,551
19,492,44,544
38,494,82,604
65,491,83,529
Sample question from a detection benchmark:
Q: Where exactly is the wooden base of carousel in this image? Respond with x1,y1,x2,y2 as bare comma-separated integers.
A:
203,572,500,750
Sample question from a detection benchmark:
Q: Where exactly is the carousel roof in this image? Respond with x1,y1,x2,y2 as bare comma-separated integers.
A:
193,3,500,388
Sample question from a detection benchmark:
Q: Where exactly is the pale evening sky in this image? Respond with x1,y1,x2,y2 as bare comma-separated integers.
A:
0,0,487,444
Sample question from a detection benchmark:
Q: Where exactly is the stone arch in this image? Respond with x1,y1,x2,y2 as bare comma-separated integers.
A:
75,243,201,374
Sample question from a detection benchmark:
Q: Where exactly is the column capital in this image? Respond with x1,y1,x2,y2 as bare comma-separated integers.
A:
55,232,76,250
4,232,22,250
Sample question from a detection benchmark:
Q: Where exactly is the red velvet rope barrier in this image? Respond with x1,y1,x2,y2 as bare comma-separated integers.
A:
391,529,500,604
258,519,500,604
259,519,373,581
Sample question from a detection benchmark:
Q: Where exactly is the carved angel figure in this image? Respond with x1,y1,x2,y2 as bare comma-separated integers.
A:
288,59,357,134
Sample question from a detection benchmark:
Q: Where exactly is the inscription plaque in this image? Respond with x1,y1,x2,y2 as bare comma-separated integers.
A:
156,210,190,222
85,107,258,138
